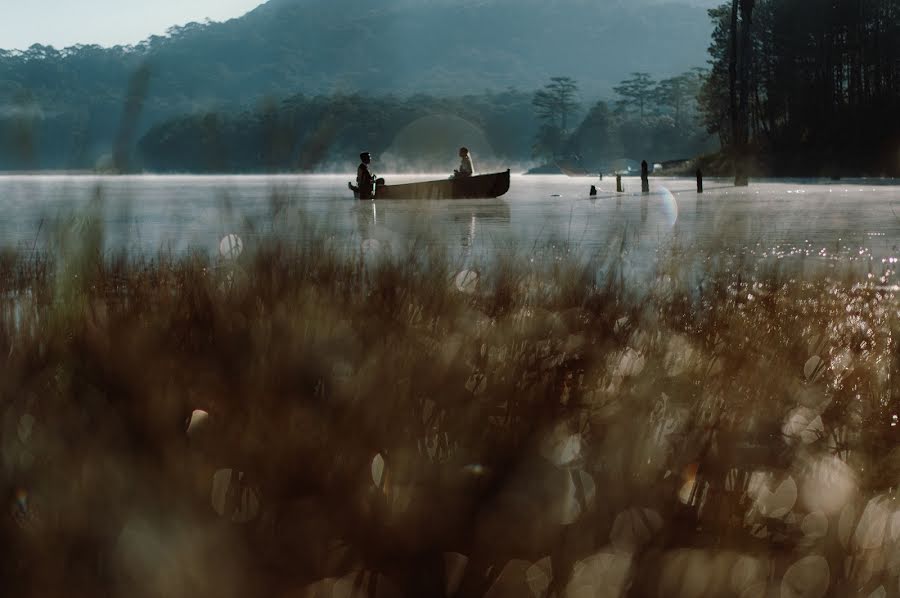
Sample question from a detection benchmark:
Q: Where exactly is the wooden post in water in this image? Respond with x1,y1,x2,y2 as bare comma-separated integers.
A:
616,174,623,193
641,160,650,194
696,169,703,193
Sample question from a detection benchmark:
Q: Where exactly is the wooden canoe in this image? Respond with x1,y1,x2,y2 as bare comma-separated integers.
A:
349,170,510,200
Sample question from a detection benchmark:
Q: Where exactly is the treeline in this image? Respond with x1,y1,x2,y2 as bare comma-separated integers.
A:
137,91,539,173
532,73,714,171
0,0,719,174
0,0,715,171
137,75,715,174
0,43,203,171
701,0,900,177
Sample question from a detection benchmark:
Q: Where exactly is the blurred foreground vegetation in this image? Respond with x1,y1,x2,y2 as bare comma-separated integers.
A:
0,208,898,597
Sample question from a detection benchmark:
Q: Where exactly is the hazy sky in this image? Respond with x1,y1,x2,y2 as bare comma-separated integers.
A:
0,0,263,50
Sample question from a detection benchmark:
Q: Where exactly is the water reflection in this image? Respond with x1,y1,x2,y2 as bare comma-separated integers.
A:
0,175,897,271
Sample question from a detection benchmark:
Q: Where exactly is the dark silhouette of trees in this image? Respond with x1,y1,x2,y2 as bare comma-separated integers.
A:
654,70,704,127
698,5,734,148
566,100,623,165
532,77,580,159
735,0,755,185
138,92,542,173
532,77,580,132
0,0,714,171
556,72,713,169
728,0,739,180
701,0,900,177
613,73,656,119
137,76,714,174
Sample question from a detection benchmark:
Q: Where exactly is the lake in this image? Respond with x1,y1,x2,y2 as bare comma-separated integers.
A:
0,174,897,278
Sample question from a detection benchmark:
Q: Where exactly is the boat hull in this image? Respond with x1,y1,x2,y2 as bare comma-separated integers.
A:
350,170,510,200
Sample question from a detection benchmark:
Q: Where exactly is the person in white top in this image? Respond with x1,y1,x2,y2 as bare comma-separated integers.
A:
454,147,474,178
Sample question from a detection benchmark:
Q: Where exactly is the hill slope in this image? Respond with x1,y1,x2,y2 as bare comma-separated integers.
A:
152,0,713,98
0,0,714,169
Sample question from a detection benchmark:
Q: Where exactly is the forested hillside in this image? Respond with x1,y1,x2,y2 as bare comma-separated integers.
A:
0,0,713,170
138,92,539,173
136,81,715,173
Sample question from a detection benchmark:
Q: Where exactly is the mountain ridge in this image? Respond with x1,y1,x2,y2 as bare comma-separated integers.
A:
2,0,714,99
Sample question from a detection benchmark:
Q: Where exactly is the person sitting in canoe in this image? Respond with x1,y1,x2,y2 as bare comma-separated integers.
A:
453,147,474,178
356,152,376,199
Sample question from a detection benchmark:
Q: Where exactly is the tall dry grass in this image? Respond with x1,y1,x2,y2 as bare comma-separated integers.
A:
0,205,897,598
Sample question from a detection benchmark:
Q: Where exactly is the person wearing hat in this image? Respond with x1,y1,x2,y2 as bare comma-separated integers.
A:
454,147,474,178
357,152,376,199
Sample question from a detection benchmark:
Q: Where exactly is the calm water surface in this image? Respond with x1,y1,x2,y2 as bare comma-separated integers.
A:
0,174,897,273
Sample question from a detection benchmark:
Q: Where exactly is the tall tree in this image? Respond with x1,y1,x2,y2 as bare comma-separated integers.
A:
655,71,704,126
699,5,734,147
700,0,900,177
735,0,755,186
729,0,740,181
613,73,656,119
532,77,580,132
531,77,580,158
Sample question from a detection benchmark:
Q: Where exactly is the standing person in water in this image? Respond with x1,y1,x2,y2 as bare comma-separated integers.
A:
357,152,376,199
454,147,474,178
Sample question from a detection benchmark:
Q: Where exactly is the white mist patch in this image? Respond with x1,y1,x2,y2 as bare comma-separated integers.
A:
382,114,495,172
361,238,381,256
657,186,679,229
454,269,479,294
0,103,51,120
218,234,243,260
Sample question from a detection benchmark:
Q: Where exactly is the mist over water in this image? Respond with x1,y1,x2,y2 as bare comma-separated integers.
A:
0,174,898,277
